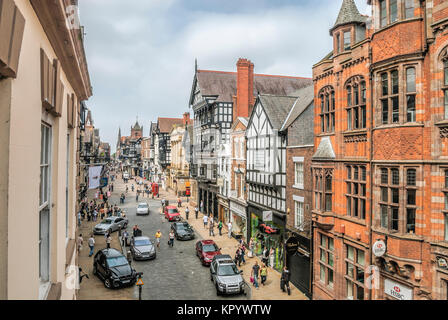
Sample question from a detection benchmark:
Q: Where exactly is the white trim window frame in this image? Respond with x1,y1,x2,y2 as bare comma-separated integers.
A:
293,157,304,190
39,123,52,287
294,196,304,231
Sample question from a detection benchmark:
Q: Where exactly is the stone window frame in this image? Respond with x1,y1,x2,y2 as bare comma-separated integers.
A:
345,164,367,220
377,166,420,234
344,244,366,300
318,233,335,290
319,86,336,134
294,196,304,231
346,76,367,131
293,157,304,190
443,169,448,241
313,168,334,213
405,168,417,234
405,67,417,122
378,0,416,29
375,62,421,126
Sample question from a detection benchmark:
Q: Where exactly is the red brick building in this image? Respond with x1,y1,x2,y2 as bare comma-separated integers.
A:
312,0,448,300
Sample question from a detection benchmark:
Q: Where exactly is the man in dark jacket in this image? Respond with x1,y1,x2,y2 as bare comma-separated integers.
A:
281,266,291,295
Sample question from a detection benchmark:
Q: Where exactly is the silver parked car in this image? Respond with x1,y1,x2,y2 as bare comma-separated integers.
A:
136,202,150,216
210,255,245,296
93,216,128,235
130,236,156,261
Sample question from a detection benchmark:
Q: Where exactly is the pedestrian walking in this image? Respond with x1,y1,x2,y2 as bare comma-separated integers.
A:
240,244,246,265
281,266,291,295
262,248,269,266
248,238,254,258
106,234,112,249
155,230,162,250
136,193,139,202
177,197,182,208
234,248,241,266
203,214,208,229
200,200,204,213
251,261,260,289
227,221,232,238
269,248,275,268
209,219,215,237
218,221,223,236
126,185,129,194
77,211,82,227
168,230,175,248
260,264,268,286
195,206,199,219
77,234,83,253
88,235,95,257
122,230,129,248
185,207,190,220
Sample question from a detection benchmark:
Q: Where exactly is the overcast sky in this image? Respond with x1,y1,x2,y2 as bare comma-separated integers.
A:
79,0,370,152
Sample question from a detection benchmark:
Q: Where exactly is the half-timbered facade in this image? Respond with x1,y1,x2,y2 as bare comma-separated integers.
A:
246,95,295,272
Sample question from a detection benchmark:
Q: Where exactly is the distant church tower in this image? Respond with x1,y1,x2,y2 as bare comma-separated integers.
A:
131,118,143,139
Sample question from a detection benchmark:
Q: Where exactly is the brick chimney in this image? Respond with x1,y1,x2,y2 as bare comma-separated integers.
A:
183,112,190,125
235,58,255,122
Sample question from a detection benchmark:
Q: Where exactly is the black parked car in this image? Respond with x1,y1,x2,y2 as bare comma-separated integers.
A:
93,248,137,289
171,222,195,241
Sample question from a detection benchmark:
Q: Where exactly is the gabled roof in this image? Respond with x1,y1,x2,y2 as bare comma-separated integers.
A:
331,0,366,34
281,85,315,131
193,69,312,103
258,95,298,131
231,116,249,131
157,118,184,133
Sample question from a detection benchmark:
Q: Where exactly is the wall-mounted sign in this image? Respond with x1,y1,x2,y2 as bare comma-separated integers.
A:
437,257,448,269
373,240,387,257
285,237,299,255
384,279,413,300
263,211,273,222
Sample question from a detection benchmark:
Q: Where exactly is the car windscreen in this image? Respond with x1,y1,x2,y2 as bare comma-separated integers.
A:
107,256,128,267
101,220,113,225
203,244,218,253
168,209,179,214
177,224,192,231
134,239,151,246
217,264,239,276
138,204,148,208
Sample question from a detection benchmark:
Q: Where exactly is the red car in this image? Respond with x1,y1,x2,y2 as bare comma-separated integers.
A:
259,223,280,234
164,206,181,222
195,240,221,266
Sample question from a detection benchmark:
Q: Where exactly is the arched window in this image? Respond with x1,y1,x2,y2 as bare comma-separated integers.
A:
319,87,335,133
346,76,366,130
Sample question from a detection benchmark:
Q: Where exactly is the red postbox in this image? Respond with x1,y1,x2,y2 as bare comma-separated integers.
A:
152,183,159,196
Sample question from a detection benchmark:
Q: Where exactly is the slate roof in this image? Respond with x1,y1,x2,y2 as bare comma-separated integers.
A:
195,70,312,103
281,84,314,131
331,0,366,33
258,95,299,130
157,118,185,133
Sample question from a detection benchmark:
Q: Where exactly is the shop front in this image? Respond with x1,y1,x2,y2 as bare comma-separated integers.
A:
431,244,448,300
248,204,286,272
229,200,247,242
285,232,311,298
217,195,229,224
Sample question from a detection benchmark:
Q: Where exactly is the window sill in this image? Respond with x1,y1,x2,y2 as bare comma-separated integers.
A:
339,215,367,226
292,185,304,190
316,133,335,138
373,122,424,130
435,120,448,127
343,129,367,136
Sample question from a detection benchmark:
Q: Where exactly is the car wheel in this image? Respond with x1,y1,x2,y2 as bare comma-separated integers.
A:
104,278,112,289
92,264,97,276
216,285,221,296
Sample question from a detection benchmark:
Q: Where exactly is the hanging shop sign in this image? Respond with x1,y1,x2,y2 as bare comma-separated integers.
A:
437,256,448,269
263,211,273,222
285,236,299,255
373,240,387,257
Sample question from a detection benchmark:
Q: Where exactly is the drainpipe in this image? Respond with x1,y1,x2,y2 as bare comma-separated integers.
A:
368,45,374,301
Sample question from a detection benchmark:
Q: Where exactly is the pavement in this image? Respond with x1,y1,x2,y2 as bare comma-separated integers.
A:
158,187,309,301
77,182,134,300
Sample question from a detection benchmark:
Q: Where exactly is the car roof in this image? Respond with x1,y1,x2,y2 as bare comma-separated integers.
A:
200,240,217,245
138,202,148,206
134,236,150,241
166,206,177,209
102,248,123,257
213,254,232,262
